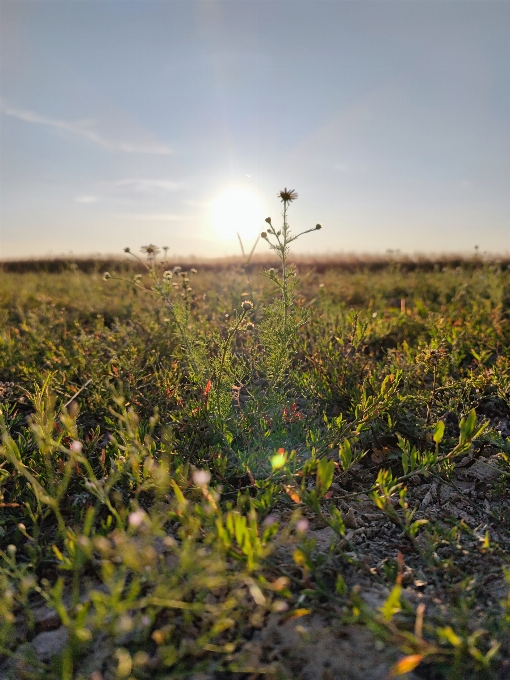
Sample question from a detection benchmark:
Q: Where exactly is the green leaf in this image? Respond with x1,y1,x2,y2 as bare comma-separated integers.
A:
379,584,402,622
316,457,334,496
433,420,445,445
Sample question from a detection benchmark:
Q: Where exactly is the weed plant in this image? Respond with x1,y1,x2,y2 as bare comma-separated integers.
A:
0,193,509,678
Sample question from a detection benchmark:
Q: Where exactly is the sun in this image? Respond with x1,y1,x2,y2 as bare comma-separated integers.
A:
210,187,264,244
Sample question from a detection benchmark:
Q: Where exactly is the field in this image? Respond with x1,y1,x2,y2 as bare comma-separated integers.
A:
1,244,510,679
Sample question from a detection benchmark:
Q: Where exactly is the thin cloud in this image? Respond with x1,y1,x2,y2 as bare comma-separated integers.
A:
118,213,192,222
111,179,185,194
0,100,173,155
74,195,99,203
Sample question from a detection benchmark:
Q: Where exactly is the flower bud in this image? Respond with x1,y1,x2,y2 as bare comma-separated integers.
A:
315,223,322,230
261,231,268,239
265,217,272,225
268,268,275,275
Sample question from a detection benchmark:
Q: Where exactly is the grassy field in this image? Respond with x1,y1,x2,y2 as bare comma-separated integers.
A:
1,239,510,678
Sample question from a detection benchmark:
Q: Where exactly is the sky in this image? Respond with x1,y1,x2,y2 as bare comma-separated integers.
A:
1,0,509,260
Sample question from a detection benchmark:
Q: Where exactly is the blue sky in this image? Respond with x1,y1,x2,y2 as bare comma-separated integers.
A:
1,0,509,259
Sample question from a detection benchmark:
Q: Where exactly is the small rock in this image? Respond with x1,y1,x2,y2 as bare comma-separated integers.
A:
344,508,359,529
420,491,433,510
31,626,68,661
33,605,60,632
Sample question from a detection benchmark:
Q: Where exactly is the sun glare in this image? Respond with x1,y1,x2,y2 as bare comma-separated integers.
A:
211,187,264,244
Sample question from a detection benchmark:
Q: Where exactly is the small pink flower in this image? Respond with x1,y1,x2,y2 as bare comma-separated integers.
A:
263,513,279,527
273,600,289,612
296,518,309,533
128,510,146,528
70,440,83,453
193,469,211,487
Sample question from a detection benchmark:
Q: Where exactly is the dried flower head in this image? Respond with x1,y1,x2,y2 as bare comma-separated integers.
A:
141,244,160,256
265,217,272,225
246,322,255,331
134,274,143,282
316,223,322,230
278,188,298,203
173,265,182,273
261,231,268,239
242,300,254,311
190,268,197,274
124,247,131,253
103,272,111,281
268,267,275,276
163,270,173,280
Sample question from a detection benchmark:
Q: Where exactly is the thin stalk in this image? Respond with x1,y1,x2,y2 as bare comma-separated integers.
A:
213,310,248,417
282,200,289,329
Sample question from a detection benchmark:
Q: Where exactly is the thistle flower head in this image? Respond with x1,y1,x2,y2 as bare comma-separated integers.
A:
103,272,111,280
316,223,322,230
163,270,173,280
124,247,131,253
141,244,160,256
173,265,182,273
242,300,254,311
246,322,255,331
278,188,298,203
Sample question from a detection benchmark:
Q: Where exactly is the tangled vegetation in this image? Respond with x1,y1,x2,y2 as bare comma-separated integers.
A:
1,200,510,679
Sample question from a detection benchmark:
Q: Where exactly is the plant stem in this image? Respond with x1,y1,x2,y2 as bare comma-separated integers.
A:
282,200,289,330
214,310,247,417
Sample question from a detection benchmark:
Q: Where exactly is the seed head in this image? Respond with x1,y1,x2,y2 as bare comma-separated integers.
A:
246,322,255,331
124,247,131,253
278,188,298,203
163,270,173,280
242,300,254,311
316,223,322,230
190,268,197,274
134,274,143,282
261,231,268,239
265,217,272,225
173,265,182,273
103,272,111,280
141,244,160,256
268,267,275,275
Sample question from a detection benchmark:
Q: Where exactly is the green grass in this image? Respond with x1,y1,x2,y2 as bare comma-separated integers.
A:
0,252,510,679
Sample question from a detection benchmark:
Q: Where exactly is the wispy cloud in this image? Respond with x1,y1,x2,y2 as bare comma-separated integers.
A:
111,179,185,194
74,195,99,203
119,213,192,222
0,100,173,155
